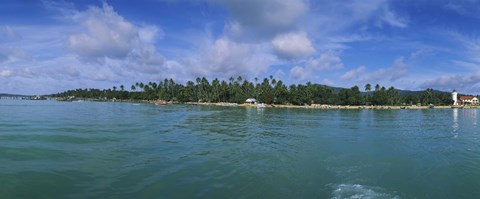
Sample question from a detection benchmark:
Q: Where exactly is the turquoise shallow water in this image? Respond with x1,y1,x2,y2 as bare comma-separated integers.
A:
1,100,480,198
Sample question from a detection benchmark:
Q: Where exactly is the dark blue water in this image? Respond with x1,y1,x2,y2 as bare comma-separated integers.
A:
1,100,479,198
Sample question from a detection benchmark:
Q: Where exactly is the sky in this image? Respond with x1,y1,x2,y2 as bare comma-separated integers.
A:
1,0,480,95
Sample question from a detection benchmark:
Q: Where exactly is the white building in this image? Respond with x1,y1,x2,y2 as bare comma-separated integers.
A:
245,98,257,104
460,96,479,105
452,90,458,106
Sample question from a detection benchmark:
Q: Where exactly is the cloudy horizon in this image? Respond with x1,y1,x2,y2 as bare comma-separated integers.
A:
1,0,480,95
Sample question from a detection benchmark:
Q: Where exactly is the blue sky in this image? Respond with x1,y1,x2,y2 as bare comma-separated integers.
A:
1,0,480,95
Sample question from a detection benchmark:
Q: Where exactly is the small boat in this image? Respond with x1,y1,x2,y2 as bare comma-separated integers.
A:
155,101,167,106
256,103,267,108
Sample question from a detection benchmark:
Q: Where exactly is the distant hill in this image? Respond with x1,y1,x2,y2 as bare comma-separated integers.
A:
396,89,450,96
0,93,32,98
324,85,451,96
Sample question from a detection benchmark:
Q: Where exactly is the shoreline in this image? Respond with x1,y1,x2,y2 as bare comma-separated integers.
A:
185,102,479,109
50,98,479,110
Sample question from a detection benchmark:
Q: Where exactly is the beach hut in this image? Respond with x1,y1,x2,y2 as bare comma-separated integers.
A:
245,98,257,104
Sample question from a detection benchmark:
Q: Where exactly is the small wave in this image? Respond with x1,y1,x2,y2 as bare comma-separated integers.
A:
331,184,400,199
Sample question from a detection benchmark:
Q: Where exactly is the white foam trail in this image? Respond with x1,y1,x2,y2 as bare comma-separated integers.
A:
331,184,400,199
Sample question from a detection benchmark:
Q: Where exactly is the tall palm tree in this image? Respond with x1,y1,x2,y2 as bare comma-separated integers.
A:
364,83,371,105
365,83,371,92
236,76,243,83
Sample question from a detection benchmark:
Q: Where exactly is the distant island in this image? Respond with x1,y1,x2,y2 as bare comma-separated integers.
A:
48,76,479,107
0,93,35,100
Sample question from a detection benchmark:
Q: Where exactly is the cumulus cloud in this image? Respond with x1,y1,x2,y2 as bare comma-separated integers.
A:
66,2,175,80
212,0,307,39
69,3,138,60
422,72,480,93
341,66,366,81
289,66,306,81
187,36,275,79
358,56,408,82
0,2,178,94
307,53,344,71
272,32,315,59
289,52,344,81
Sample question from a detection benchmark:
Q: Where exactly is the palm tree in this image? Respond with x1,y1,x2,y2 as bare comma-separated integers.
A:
364,83,371,105
365,83,371,92
131,85,136,91
236,76,243,83
375,84,380,91
120,85,124,91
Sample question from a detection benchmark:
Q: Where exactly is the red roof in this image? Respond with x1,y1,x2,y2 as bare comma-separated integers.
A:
460,96,476,100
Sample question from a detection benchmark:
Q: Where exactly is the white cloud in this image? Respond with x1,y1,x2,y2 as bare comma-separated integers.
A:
290,66,307,81
443,0,480,18
422,72,480,93
289,52,344,81
380,6,408,28
66,2,174,80
0,69,12,77
309,0,407,32
69,3,138,60
272,32,315,59
409,48,435,61
358,56,408,82
451,60,480,70
138,25,163,43
212,0,308,39
307,53,344,71
321,78,334,86
0,2,178,94
187,36,275,79
341,66,366,81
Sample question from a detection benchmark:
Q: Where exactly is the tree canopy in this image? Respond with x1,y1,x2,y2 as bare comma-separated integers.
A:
52,76,455,106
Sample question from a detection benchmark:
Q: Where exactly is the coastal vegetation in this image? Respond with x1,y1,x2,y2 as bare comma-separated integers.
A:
51,76,456,106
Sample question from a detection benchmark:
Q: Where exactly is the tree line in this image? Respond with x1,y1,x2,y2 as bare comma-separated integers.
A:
51,76,455,106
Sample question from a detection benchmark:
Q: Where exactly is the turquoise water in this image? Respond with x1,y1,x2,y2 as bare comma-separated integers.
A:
1,100,480,198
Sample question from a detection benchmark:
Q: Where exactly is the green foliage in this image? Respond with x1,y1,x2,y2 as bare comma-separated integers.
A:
51,78,451,106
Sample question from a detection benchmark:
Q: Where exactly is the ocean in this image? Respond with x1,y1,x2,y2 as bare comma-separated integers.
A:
1,99,479,198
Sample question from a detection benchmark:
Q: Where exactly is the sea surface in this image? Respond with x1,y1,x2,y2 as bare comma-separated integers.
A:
1,99,480,198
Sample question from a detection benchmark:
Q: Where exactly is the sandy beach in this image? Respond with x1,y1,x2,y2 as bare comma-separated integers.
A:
186,102,478,109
